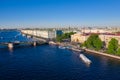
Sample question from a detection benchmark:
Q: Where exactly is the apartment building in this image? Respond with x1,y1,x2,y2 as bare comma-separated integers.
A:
71,33,120,47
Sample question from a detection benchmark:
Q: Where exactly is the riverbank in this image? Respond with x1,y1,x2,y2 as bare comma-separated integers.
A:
85,49,120,60
50,41,120,60
49,41,83,52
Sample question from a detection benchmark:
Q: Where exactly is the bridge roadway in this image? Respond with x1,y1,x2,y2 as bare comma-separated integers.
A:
0,33,48,49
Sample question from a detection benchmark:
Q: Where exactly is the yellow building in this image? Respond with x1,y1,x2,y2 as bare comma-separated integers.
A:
71,33,89,43
99,34,120,47
71,33,120,47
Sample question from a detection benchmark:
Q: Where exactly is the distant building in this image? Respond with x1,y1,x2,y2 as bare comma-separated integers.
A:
81,29,111,34
56,30,63,36
21,29,63,39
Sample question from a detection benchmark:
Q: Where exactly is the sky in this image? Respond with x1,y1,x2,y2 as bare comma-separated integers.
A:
0,0,120,28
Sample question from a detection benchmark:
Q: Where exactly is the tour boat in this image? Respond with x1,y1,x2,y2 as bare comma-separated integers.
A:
79,54,91,64
71,48,82,52
58,46,66,49
49,41,56,45
66,46,72,49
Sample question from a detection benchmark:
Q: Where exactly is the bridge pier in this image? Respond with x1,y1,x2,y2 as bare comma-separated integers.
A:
8,43,13,49
33,41,36,46
22,34,26,37
27,35,31,38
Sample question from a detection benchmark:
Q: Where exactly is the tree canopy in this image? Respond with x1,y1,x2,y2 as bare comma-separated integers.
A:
117,48,120,55
84,34,103,51
56,32,75,42
107,38,118,54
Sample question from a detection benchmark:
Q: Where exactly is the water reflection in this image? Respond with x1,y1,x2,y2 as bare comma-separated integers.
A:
8,48,13,55
79,58,91,67
86,62,91,67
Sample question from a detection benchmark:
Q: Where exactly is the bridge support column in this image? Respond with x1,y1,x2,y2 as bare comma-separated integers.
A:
33,42,36,46
27,35,31,38
22,34,26,37
8,43,13,49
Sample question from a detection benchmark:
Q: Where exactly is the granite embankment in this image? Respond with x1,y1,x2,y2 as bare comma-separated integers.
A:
49,42,120,60
85,49,120,60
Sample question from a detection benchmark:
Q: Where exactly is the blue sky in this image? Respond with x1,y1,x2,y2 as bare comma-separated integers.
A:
0,0,120,28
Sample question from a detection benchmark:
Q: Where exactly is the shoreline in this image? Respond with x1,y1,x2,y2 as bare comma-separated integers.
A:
85,49,120,60
49,41,120,60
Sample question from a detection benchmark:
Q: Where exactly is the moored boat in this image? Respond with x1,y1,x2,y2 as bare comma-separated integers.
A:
79,54,91,64
49,41,57,45
66,46,72,49
58,46,66,49
71,48,82,52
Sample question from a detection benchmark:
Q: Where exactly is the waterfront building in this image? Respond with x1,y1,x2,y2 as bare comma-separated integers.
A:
56,30,63,36
21,29,63,39
71,33,89,43
99,34,120,47
71,33,120,48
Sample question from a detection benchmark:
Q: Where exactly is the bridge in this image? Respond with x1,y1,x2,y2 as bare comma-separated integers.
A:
0,30,48,49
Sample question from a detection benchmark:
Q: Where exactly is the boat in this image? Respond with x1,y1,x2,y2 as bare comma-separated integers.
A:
49,41,57,45
66,46,72,49
71,48,82,52
14,41,20,44
79,54,91,64
14,41,20,45
58,46,66,49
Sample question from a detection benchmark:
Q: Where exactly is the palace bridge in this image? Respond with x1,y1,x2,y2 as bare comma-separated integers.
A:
0,30,48,49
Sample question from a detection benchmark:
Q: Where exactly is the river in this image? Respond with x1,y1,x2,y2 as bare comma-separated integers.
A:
0,30,120,80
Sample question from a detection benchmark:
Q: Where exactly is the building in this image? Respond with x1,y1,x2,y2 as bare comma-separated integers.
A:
71,33,89,43
56,30,63,36
21,29,63,39
99,34,120,47
81,28,111,34
71,33,120,48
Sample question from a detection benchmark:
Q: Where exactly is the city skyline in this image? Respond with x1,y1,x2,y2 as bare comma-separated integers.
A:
0,0,120,28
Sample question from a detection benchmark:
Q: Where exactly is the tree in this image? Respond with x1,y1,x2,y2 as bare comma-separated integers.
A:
84,34,94,49
93,37,103,51
84,34,103,51
117,48,120,55
107,38,118,54
56,32,75,42
56,35,62,42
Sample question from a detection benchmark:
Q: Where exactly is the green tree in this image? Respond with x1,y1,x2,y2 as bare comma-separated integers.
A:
56,35,62,42
93,37,103,51
56,32,75,42
84,35,94,49
84,34,103,50
117,48,120,55
107,38,118,54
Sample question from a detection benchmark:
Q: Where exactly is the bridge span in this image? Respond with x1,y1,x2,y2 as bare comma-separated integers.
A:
0,30,48,49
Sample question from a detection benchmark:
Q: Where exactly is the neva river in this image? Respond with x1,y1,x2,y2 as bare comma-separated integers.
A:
0,30,120,80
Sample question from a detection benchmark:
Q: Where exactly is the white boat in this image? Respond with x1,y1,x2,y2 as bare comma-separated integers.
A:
58,46,66,49
14,41,20,44
49,41,57,45
71,48,82,52
66,46,72,49
79,54,91,64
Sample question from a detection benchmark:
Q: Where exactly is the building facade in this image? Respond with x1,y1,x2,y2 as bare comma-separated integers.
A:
71,33,120,47
21,30,56,39
81,29,111,34
99,34,120,47
71,33,89,43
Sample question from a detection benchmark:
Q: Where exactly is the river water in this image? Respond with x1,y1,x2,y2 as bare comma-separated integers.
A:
0,30,120,80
